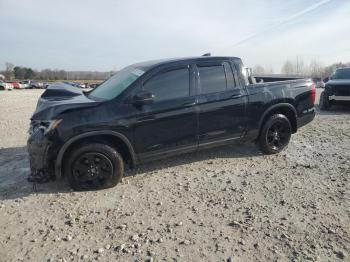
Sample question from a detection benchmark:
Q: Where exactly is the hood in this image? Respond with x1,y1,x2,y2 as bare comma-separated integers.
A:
326,79,350,86
31,83,101,120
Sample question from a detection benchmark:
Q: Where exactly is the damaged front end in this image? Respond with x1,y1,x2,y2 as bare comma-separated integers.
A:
27,83,101,183
27,119,62,183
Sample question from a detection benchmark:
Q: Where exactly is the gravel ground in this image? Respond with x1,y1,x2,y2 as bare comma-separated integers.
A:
0,89,349,262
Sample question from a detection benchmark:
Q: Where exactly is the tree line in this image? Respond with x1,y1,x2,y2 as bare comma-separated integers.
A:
3,59,350,82
252,58,350,79
2,62,113,81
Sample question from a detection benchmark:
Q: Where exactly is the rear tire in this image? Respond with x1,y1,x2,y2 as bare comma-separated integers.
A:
258,114,292,154
319,91,330,110
64,143,124,191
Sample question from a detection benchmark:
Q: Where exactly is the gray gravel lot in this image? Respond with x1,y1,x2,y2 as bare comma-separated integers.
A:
0,89,349,261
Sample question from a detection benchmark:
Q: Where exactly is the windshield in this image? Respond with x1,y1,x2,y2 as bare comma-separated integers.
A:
89,66,144,100
332,68,350,80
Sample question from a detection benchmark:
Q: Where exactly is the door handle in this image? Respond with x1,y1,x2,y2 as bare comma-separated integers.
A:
137,115,155,123
183,101,196,107
231,94,243,99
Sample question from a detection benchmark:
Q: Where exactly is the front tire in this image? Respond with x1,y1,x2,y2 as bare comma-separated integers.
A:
65,143,124,191
258,114,292,154
319,91,330,110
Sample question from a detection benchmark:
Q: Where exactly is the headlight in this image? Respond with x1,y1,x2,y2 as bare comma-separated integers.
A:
29,119,62,135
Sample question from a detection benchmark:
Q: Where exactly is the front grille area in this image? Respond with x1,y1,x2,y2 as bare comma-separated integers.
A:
333,85,350,96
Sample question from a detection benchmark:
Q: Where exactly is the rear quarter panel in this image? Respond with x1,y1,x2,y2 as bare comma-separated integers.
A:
244,79,314,140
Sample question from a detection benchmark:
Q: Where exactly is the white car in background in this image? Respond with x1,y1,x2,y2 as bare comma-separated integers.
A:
0,81,14,90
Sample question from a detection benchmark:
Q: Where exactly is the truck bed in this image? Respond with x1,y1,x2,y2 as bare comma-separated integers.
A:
253,74,304,83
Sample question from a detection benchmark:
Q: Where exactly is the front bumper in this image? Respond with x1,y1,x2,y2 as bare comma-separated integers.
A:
297,107,315,129
27,127,58,178
28,131,50,169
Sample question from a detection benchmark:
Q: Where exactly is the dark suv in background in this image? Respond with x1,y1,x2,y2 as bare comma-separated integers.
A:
28,56,315,190
320,67,350,110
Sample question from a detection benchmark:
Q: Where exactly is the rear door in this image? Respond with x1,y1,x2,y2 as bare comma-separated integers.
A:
133,64,198,158
196,61,247,144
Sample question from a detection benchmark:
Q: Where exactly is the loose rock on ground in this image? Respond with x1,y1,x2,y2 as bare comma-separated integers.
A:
0,89,349,261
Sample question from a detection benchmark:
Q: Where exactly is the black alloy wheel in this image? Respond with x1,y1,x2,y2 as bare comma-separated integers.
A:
266,120,290,151
258,114,292,154
65,143,124,190
72,152,113,188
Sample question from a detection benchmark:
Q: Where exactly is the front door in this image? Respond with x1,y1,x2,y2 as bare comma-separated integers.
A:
133,65,198,160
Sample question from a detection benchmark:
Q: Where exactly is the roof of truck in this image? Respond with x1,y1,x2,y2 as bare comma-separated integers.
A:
132,56,242,71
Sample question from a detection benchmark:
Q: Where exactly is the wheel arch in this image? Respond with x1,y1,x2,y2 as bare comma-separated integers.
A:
55,131,137,179
258,103,298,136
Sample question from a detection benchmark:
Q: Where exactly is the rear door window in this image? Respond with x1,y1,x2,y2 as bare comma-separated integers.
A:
198,65,227,94
223,62,236,88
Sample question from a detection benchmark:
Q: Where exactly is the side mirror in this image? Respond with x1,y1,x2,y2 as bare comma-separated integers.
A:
133,91,154,106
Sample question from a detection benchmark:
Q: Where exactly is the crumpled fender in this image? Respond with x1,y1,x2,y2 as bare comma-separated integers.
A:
31,83,101,120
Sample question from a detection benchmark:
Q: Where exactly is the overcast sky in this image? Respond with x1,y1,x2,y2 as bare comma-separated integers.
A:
0,0,349,72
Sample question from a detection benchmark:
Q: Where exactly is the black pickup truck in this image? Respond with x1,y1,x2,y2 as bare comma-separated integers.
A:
320,67,350,110
27,56,316,190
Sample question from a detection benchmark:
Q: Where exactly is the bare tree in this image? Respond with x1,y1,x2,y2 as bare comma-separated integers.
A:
265,66,274,74
252,65,265,75
309,60,323,78
281,60,295,75
295,56,305,75
4,62,14,80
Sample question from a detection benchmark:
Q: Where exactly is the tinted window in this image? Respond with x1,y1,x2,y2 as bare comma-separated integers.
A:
332,68,350,79
198,65,227,94
144,68,189,101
